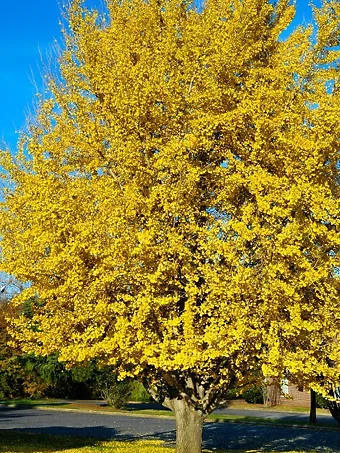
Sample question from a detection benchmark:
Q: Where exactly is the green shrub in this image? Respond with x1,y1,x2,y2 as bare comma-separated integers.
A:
242,386,264,404
101,379,131,408
316,393,329,409
129,381,151,403
95,369,131,408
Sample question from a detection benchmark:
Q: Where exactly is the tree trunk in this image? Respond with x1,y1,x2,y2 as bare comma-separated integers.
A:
172,398,205,453
310,389,316,426
328,403,340,424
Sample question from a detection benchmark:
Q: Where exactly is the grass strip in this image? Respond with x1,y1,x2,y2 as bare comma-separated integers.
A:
0,430,171,452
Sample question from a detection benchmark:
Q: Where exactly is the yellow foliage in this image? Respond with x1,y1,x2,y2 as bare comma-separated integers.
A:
1,0,340,425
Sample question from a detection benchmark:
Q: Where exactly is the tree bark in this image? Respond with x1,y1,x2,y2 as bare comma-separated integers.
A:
171,398,205,453
310,389,316,426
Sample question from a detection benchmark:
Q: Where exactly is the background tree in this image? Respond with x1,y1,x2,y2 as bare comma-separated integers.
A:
1,0,340,451
0,298,92,399
0,300,24,398
1,290,149,401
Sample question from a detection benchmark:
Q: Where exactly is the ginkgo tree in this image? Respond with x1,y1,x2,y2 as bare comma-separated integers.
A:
2,0,340,451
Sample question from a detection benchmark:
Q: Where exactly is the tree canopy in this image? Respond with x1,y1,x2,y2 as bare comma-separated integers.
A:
2,0,340,451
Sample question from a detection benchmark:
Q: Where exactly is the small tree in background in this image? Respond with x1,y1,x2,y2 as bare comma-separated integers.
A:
2,1,340,451
95,367,131,408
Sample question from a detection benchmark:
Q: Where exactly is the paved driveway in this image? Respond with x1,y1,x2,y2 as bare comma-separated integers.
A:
1,406,340,451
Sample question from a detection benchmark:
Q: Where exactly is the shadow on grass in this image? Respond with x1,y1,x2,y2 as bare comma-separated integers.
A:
0,426,177,452
0,400,70,408
1,424,340,453
0,429,101,452
124,402,171,412
2,422,340,453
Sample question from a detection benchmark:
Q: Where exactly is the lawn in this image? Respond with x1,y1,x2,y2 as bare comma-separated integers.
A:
0,430,322,453
0,431,169,452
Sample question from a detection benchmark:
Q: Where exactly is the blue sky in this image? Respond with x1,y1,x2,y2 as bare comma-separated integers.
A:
0,0,319,151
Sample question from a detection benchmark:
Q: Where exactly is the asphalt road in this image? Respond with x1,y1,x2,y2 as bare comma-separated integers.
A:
1,406,340,451
214,406,339,425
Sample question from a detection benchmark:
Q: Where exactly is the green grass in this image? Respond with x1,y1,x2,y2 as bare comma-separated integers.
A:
0,399,173,417
0,398,326,413
0,430,325,453
0,399,63,408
